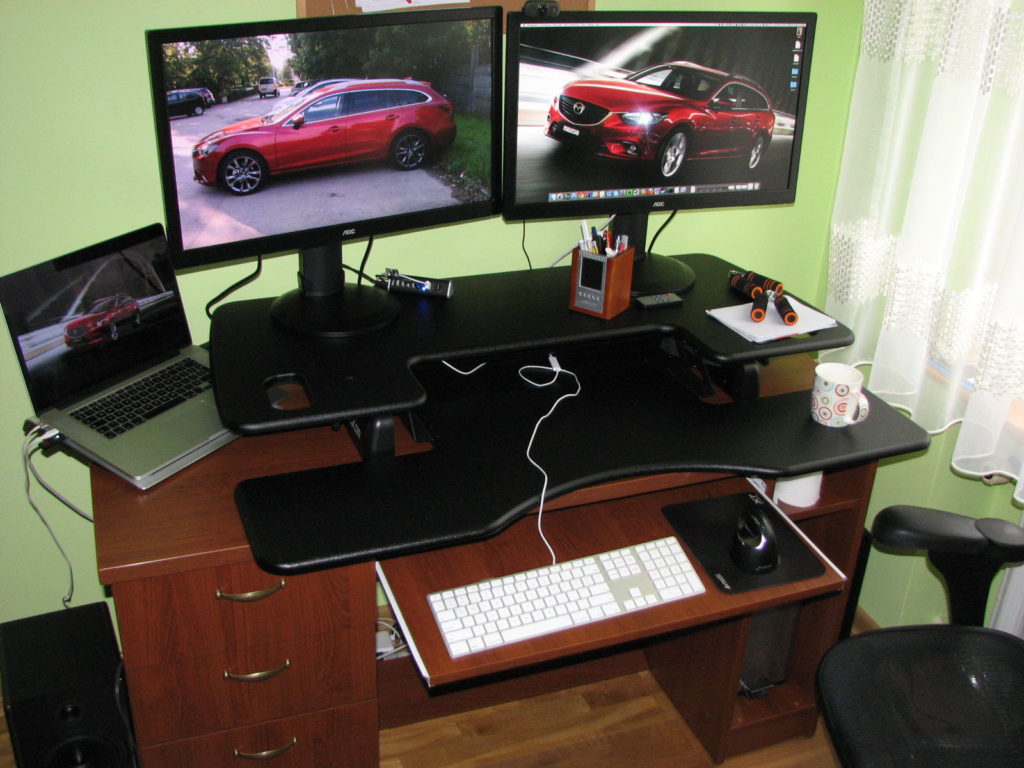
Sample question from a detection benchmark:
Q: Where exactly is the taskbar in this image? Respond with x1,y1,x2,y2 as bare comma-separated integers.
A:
548,180,762,203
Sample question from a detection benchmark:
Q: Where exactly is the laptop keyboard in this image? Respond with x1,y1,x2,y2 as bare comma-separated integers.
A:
70,358,212,439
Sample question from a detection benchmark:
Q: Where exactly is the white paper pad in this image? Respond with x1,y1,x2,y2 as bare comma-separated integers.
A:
706,297,836,343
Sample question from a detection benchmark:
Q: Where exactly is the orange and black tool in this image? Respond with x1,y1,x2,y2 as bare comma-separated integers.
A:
729,272,763,299
742,271,784,295
750,291,769,322
774,294,799,325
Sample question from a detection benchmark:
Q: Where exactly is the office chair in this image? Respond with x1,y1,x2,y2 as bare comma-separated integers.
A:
817,504,1024,768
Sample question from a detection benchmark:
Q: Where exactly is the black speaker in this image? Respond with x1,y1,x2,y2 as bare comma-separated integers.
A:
0,602,135,768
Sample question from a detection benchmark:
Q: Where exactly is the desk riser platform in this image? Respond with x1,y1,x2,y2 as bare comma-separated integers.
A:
210,254,855,434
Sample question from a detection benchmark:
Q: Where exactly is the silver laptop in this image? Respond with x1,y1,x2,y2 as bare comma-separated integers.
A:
0,223,236,490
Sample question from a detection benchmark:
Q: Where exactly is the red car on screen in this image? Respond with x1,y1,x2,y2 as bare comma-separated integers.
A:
64,294,141,347
192,78,457,195
546,61,775,181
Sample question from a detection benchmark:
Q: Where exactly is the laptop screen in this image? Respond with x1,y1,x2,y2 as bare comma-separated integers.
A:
0,224,193,413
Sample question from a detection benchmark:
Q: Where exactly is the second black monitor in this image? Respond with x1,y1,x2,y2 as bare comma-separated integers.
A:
503,11,816,295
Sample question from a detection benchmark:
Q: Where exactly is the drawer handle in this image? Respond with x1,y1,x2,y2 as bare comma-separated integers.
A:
216,580,286,602
223,658,291,683
234,737,297,760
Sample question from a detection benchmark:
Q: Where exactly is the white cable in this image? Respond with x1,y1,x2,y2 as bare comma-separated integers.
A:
518,358,581,564
22,428,77,608
26,443,92,523
547,216,617,268
442,360,487,375
375,617,408,659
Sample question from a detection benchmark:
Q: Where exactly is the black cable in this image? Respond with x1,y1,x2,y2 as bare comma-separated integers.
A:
205,254,263,319
204,240,381,316
114,660,140,767
647,210,677,254
357,235,374,284
343,262,378,284
520,220,534,269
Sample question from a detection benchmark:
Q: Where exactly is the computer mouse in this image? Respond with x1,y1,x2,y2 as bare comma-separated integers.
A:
730,498,779,574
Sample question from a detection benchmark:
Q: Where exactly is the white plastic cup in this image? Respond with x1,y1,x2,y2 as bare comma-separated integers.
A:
774,471,823,507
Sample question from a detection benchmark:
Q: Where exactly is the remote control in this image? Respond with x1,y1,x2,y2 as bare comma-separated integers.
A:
635,292,683,309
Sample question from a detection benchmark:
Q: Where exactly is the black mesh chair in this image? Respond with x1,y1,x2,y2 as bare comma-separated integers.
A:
817,505,1024,768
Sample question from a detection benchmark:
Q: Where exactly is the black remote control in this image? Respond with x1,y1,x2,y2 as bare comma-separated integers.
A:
635,292,683,309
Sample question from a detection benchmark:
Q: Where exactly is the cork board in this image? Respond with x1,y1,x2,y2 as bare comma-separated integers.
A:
297,1,595,19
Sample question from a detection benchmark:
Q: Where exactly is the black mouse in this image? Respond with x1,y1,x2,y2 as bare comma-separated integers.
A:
730,497,779,574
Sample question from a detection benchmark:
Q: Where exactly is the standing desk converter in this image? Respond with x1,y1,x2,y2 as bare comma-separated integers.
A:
92,256,929,766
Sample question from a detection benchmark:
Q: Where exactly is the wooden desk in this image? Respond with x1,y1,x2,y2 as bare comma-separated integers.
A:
92,354,920,766
93,426,407,767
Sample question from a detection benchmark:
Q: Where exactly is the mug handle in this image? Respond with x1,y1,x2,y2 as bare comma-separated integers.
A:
844,392,870,424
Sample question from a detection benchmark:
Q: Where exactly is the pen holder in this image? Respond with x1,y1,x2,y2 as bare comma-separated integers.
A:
569,246,634,319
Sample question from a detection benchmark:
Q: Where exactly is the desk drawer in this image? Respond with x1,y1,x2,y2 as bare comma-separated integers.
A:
138,700,378,768
128,627,374,745
114,560,376,668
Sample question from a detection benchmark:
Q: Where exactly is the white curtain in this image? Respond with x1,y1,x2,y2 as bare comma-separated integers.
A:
824,0,1024,507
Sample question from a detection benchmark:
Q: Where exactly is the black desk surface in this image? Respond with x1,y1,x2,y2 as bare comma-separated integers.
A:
211,254,854,434
236,346,929,575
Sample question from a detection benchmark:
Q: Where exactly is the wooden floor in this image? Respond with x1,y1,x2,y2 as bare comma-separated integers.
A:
379,671,840,768
0,670,840,768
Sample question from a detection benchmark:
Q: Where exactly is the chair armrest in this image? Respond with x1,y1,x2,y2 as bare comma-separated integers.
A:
873,505,1024,563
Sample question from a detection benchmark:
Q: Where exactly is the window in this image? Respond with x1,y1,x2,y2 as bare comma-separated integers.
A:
301,94,341,123
717,84,768,111
389,90,428,107
344,90,390,116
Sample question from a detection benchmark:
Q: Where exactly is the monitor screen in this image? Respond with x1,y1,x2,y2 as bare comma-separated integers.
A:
146,7,502,336
503,11,815,295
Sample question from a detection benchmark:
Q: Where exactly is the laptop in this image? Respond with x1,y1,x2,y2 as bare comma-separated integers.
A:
0,223,237,490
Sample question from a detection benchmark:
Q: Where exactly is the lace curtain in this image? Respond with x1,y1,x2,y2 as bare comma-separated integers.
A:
824,0,1024,506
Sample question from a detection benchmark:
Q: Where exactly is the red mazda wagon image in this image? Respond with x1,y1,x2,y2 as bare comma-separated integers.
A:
192,78,457,195
546,61,775,181
64,294,142,347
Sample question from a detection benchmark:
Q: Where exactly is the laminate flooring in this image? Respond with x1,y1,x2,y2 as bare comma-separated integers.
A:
0,669,840,768
379,670,840,768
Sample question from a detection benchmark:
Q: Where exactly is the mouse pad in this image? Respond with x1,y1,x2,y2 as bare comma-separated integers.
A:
663,492,824,594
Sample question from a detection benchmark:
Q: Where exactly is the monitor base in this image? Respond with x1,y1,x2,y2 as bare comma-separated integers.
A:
630,253,697,297
270,284,399,338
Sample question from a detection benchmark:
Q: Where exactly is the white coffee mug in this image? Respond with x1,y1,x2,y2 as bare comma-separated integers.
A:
811,363,869,427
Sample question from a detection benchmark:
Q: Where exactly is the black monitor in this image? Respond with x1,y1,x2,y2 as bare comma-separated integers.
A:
146,7,502,336
502,11,816,295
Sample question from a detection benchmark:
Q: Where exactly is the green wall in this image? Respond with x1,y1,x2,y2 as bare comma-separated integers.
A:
1,0,1000,630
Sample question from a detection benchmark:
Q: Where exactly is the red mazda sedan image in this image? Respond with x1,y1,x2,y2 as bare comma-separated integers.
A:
546,61,775,181
192,78,457,195
64,294,141,347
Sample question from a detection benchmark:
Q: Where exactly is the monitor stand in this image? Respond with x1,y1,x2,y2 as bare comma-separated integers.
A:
270,242,399,338
613,212,697,297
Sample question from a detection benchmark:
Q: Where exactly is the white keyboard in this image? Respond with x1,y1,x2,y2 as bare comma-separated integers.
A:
427,536,705,658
